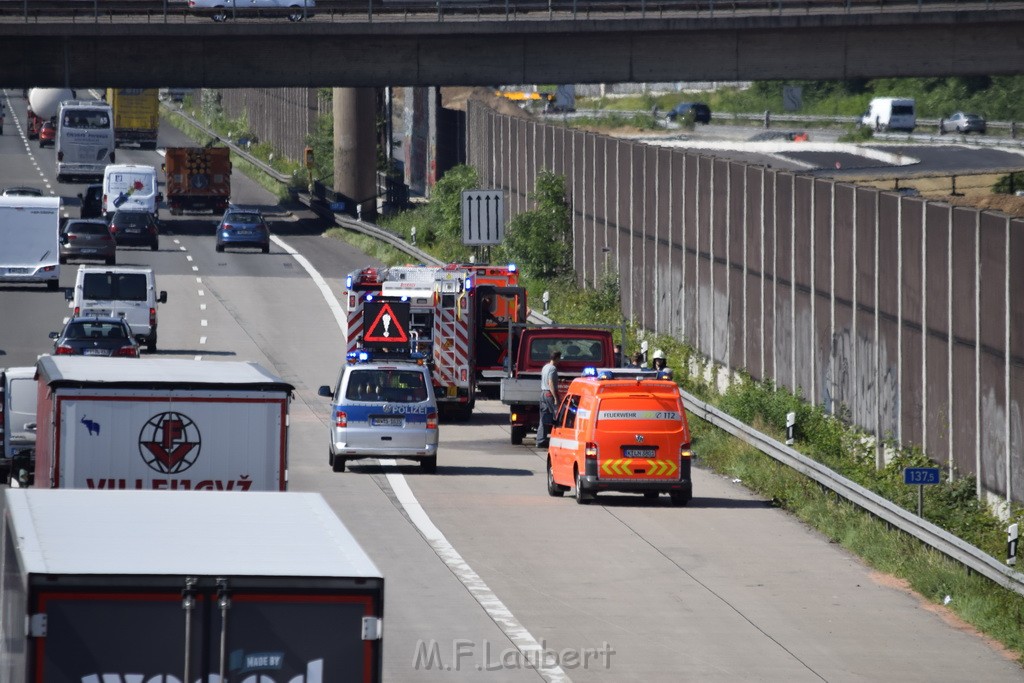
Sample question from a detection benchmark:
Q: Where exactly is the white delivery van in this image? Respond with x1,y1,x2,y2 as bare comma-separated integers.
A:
103,163,161,218
860,97,917,133
55,99,115,183
68,266,167,352
0,195,61,290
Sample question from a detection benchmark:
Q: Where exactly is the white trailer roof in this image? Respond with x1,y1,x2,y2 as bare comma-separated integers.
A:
0,195,61,210
4,489,382,579
36,356,293,391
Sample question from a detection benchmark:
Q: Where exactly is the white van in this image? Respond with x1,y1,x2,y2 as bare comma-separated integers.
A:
67,266,168,353
860,97,916,133
102,164,161,218
0,367,37,486
56,100,115,183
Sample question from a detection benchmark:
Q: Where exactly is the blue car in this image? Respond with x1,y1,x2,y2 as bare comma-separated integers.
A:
215,207,271,253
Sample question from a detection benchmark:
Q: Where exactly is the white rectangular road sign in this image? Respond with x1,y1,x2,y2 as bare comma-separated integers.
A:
461,190,505,246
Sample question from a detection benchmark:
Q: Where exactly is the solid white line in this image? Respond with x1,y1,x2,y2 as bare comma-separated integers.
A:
268,233,569,682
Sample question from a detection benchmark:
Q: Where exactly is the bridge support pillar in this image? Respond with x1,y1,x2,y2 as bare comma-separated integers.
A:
333,87,378,222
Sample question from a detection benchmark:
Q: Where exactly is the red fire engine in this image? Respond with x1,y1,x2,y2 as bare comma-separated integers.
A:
343,263,525,419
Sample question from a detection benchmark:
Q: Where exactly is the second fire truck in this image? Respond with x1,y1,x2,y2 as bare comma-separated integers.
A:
343,263,525,420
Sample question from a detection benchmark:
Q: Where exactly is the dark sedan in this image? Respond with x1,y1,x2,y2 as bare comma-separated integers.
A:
108,209,159,250
50,316,140,358
215,208,271,253
59,219,116,265
666,102,712,124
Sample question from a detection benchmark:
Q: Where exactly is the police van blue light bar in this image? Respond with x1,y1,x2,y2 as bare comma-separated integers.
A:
346,350,371,363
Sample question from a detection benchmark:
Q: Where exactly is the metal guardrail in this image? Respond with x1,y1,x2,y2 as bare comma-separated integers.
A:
683,389,1024,597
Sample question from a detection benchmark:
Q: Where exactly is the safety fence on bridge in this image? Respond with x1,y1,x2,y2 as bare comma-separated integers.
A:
0,0,1018,22
467,99,1024,506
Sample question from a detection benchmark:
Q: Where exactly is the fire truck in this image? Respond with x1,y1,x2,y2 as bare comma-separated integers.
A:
343,264,525,419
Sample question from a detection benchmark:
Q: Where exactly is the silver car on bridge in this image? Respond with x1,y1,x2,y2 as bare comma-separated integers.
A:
188,0,315,22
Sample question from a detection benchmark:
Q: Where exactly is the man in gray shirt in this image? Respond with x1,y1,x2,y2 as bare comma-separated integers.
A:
536,351,561,448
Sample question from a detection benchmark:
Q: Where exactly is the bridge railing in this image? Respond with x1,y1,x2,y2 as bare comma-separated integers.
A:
0,0,1019,23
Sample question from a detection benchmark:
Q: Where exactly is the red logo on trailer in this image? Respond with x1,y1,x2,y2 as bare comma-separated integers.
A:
139,412,201,474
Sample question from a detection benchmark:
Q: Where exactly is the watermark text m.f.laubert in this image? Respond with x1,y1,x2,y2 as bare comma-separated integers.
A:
413,639,615,672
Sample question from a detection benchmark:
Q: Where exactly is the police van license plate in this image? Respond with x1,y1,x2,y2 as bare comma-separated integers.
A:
622,448,655,458
372,417,403,427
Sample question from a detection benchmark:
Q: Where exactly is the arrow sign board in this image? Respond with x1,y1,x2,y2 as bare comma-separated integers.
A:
362,300,410,349
461,190,505,246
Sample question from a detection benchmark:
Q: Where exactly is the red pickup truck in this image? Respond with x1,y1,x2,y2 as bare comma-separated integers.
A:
500,326,616,445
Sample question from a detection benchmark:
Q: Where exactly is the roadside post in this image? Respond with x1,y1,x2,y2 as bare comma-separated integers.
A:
1009,523,1019,567
903,467,940,516
786,412,795,446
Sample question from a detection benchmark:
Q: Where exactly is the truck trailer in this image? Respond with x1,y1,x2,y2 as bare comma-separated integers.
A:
163,146,232,215
0,488,384,681
106,88,160,148
32,356,293,490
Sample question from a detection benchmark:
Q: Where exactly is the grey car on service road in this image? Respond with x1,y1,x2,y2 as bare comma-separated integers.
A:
59,219,116,265
940,112,987,135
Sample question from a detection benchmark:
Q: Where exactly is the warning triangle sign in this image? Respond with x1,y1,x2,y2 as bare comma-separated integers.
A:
364,301,410,344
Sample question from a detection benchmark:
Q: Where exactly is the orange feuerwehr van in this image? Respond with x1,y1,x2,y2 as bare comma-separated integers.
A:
546,368,693,506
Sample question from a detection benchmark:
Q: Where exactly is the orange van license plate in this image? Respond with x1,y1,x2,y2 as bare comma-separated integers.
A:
622,448,655,458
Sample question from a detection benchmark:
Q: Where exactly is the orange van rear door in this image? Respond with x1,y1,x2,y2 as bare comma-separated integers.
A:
595,394,685,481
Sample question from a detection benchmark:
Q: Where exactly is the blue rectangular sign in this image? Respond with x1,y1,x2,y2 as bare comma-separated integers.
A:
903,467,940,485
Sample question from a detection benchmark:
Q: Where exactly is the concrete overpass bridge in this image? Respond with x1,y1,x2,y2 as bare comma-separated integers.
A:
1,1,1023,88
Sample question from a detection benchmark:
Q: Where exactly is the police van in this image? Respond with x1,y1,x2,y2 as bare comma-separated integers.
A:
318,349,438,473
546,367,693,506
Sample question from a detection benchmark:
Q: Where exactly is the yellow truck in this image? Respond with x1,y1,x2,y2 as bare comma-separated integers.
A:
162,146,232,215
105,88,160,149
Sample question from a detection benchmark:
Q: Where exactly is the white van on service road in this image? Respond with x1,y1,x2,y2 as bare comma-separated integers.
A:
56,100,115,183
67,266,168,353
0,195,61,290
860,97,917,133
102,164,161,218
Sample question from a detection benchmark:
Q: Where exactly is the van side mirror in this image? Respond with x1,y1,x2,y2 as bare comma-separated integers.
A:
317,385,333,398
49,331,59,339
158,291,168,304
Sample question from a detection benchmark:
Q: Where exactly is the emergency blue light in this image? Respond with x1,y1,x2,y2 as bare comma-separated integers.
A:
401,296,409,302
466,277,474,290
582,366,598,377
508,263,517,273
365,294,374,302
597,370,615,380
345,275,353,290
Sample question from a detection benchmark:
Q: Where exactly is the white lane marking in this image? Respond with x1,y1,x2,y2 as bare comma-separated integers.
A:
200,320,208,327
195,277,202,283
199,336,207,345
197,290,205,296
174,239,182,244
180,246,187,251
194,355,203,360
186,255,193,262
192,266,199,272
200,304,207,311
268,233,570,683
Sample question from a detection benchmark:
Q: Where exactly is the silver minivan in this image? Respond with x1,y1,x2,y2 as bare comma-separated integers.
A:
318,351,438,473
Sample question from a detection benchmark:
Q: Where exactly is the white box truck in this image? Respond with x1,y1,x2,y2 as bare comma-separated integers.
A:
0,488,384,681
32,356,294,491
0,195,61,290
